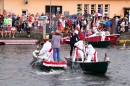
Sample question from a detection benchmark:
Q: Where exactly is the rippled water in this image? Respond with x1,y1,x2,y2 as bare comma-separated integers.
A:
0,44,130,86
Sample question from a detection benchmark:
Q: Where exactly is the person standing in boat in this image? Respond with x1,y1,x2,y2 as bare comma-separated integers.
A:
73,37,86,62
85,44,98,62
69,28,79,59
38,40,53,61
51,30,62,62
100,30,106,41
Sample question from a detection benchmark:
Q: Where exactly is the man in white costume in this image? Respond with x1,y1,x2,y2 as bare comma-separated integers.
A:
73,39,86,62
100,30,106,41
38,41,53,62
85,44,98,62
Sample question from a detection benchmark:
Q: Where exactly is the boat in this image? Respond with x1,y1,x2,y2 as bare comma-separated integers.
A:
64,31,120,43
66,39,111,48
64,57,110,74
87,40,111,48
66,40,110,48
32,49,67,70
0,42,5,45
86,31,120,43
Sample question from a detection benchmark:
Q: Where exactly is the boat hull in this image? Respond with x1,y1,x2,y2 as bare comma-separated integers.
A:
0,42,5,45
64,57,110,74
66,40,110,48
88,40,110,48
32,50,67,70
86,34,120,43
105,34,120,43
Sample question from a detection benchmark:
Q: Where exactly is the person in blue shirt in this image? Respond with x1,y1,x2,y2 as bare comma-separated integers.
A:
105,18,112,32
116,26,120,34
98,8,103,19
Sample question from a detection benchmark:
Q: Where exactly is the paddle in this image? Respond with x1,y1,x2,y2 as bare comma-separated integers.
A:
31,52,40,67
71,47,85,72
31,44,41,67
71,59,82,72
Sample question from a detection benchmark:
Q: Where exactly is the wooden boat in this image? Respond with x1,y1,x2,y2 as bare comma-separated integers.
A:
0,42,5,45
64,31,120,43
66,39,110,48
86,32,120,43
88,40,110,48
32,50,67,70
64,57,110,74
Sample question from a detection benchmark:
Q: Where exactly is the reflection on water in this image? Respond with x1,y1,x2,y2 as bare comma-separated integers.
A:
0,44,130,86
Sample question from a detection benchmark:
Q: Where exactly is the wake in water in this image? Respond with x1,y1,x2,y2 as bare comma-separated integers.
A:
34,69,64,75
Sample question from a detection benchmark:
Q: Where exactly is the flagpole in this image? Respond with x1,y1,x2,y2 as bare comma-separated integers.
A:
50,0,52,31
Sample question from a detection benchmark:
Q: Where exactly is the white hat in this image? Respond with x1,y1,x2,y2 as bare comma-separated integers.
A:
75,30,79,34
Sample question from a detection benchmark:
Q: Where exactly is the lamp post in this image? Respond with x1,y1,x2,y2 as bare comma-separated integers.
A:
50,0,52,31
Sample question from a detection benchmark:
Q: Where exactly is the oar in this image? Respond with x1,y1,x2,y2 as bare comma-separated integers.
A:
31,44,41,67
71,47,82,72
31,53,39,67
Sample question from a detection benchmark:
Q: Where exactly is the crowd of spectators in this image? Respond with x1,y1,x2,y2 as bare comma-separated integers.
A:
0,10,129,39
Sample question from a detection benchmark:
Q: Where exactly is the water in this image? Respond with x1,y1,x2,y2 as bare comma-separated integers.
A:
0,44,130,86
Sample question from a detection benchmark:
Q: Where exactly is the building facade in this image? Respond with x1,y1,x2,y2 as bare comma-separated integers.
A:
0,0,130,18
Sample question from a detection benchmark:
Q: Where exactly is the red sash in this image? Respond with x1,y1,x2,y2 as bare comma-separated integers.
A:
48,47,53,52
93,51,97,62
76,47,78,58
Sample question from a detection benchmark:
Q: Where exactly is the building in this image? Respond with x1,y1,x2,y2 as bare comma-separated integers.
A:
0,0,130,18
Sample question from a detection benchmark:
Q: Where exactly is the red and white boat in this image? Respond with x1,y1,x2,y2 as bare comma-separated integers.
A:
64,31,120,43
32,49,67,69
86,31,120,43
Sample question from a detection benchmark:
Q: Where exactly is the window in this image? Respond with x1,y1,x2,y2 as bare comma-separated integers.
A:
91,4,96,14
22,10,28,16
104,4,109,16
98,4,103,11
77,4,82,15
84,4,89,14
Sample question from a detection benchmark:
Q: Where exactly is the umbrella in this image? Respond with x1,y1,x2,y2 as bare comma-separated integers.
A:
93,13,102,17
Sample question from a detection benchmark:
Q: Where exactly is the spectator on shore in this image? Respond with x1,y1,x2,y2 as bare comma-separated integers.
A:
116,26,120,34
7,25,12,38
1,25,7,38
27,26,31,38
0,25,2,36
0,16,3,26
11,26,16,38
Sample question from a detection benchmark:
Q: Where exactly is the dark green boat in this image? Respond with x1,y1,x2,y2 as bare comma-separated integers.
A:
88,40,111,48
66,40,110,48
64,57,110,74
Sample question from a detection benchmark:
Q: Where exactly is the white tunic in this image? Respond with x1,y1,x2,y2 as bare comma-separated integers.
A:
39,41,52,55
86,44,95,55
74,40,85,50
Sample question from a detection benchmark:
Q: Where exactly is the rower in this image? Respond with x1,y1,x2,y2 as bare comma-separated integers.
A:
38,40,53,61
73,38,86,62
85,43,98,62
